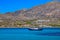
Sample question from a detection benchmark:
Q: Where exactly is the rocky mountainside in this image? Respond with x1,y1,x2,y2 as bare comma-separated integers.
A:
0,2,60,27
0,2,60,20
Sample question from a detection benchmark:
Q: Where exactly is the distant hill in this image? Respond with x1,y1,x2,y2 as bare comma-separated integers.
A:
0,2,60,27
0,2,60,20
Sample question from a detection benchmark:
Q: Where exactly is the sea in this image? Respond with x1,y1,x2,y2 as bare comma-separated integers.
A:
0,28,60,40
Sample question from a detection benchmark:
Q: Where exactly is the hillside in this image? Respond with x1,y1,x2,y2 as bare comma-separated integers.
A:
0,2,60,27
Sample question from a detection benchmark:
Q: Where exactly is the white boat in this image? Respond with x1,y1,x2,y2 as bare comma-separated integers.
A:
28,28,43,31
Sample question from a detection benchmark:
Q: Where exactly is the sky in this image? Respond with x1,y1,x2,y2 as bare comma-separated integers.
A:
0,0,52,13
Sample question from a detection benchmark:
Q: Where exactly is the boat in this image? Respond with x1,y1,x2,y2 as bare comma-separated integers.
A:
28,28,43,31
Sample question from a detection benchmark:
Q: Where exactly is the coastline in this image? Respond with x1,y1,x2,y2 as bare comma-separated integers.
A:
0,27,60,29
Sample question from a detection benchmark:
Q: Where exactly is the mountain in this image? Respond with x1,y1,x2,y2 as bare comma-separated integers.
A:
0,2,60,20
0,2,60,27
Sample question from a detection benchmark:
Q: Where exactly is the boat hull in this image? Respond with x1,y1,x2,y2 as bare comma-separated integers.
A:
28,28,43,31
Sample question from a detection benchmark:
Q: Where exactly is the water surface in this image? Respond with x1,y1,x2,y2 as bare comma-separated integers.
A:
0,28,60,40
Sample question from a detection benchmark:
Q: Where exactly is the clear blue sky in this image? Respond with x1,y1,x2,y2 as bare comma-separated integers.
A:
0,0,52,13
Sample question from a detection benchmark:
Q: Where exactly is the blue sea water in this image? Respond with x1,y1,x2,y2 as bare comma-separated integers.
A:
0,28,60,40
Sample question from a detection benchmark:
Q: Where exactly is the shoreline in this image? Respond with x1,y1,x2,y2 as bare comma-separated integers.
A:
0,27,60,29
